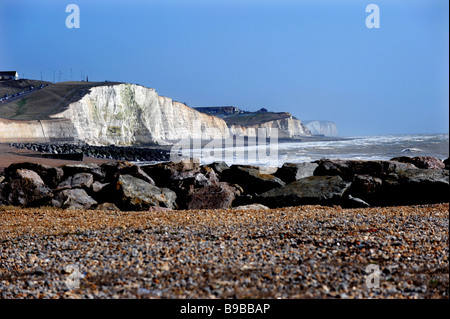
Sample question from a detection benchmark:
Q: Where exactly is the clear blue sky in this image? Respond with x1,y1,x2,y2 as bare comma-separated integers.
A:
1,0,448,136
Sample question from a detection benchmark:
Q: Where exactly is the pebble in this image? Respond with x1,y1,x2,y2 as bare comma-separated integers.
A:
0,203,448,299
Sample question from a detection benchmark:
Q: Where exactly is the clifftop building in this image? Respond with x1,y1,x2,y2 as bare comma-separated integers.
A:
0,71,19,81
194,106,242,117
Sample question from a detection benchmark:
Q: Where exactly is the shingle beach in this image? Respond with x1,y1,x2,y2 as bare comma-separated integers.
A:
1,203,448,299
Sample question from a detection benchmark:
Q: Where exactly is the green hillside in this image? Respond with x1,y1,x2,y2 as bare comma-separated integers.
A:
0,80,120,120
223,111,293,126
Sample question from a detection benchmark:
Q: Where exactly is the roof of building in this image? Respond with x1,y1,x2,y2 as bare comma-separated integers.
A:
0,71,18,76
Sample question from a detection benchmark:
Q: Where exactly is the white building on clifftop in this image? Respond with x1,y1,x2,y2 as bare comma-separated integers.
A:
0,71,19,81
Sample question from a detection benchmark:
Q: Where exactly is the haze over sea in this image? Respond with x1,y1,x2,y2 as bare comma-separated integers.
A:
187,133,449,167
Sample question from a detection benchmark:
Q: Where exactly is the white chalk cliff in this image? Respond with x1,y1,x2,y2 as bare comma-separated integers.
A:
229,116,311,138
50,84,231,145
1,83,312,145
303,120,338,137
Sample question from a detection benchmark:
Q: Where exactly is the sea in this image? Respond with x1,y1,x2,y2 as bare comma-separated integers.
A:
179,133,449,167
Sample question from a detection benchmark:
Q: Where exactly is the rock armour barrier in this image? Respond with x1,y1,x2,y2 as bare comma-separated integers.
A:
0,156,448,210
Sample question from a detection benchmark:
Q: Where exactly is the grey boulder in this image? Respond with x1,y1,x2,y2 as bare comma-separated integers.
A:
256,175,351,208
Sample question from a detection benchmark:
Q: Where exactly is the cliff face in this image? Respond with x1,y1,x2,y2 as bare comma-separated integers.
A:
0,118,77,143
1,82,313,145
50,84,230,145
229,116,311,138
303,120,338,137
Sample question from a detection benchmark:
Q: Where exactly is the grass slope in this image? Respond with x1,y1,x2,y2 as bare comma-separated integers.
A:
0,80,121,120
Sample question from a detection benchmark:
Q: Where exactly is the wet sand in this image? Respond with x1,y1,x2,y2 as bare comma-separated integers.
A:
0,143,111,173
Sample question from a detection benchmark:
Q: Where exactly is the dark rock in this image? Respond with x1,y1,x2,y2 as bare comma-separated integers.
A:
390,156,446,169
349,174,383,203
56,173,94,190
314,159,416,181
101,161,154,185
380,169,449,205
141,160,200,187
256,175,351,208
203,161,230,178
186,182,241,210
444,158,450,170
62,163,105,181
51,188,97,209
274,162,319,183
114,174,177,210
4,162,64,188
2,169,53,207
221,165,286,195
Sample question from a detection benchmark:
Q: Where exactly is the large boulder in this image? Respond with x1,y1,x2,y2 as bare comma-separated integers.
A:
274,162,319,183
444,158,450,170
140,160,200,188
203,161,230,179
221,165,286,195
390,156,446,169
256,175,351,208
1,169,53,207
379,169,449,205
186,182,241,210
114,174,177,211
314,159,416,181
101,161,154,185
61,163,105,181
51,188,98,210
56,173,94,191
4,162,64,188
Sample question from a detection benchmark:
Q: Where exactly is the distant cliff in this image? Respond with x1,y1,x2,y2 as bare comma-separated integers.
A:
228,115,311,138
303,120,338,137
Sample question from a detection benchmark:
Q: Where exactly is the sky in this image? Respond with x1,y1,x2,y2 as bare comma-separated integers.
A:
1,0,448,136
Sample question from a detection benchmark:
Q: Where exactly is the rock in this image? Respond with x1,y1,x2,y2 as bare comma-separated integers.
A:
92,181,109,193
61,163,105,181
1,169,53,207
380,169,449,205
221,165,286,195
0,175,5,184
314,159,416,181
56,173,94,190
444,158,450,170
256,175,351,208
141,160,200,187
186,182,241,210
51,188,97,210
101,161,154,185
349,174,383,204
96,202,120,211
274,162,319,183
390,156,446,169
232,203,270,210
114,174,177,210
4,162,64,188
342,195,371,208
203,161,230,178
